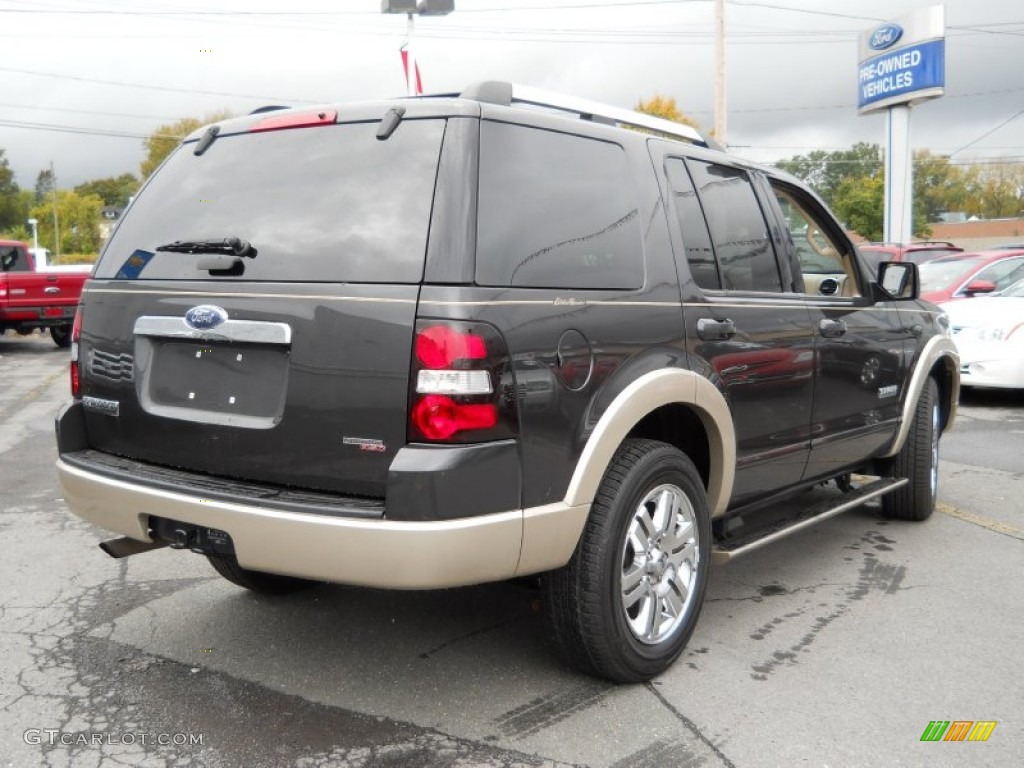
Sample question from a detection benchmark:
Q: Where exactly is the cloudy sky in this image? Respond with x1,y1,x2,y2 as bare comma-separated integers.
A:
1,0,1021,189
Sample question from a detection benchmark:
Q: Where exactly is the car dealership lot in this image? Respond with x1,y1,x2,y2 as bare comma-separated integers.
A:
2,332,1021,768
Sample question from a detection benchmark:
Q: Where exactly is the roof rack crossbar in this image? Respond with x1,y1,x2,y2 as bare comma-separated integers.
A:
457,81,710,148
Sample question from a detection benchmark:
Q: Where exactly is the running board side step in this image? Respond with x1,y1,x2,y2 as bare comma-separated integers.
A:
712,477,909,565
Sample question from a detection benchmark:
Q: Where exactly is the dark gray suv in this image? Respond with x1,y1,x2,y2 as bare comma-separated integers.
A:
56,82,959,682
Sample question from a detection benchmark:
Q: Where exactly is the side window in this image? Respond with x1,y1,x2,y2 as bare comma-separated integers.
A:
664,159,719,290
973,257,1024,292
772,184,861,298
687,160,782,293
476,122,643,289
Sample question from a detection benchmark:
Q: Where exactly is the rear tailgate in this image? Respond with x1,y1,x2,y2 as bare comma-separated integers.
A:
77,111,450,498
79,281,417,496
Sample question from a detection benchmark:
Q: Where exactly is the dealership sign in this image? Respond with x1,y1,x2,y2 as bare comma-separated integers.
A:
858,6,945,114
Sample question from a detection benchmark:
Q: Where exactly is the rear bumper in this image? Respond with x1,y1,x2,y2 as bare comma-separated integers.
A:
57,458,586,588
0,304,76,325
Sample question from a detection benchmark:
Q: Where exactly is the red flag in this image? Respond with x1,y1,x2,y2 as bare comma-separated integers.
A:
399,46,424,95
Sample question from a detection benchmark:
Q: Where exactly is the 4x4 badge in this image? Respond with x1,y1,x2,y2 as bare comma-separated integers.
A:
184,305,228,330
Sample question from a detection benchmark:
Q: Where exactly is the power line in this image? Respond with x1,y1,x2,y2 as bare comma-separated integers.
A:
0,101,181,122
0,65,315,104
0,0,708,13
0,118,182,140
950,109,1024,157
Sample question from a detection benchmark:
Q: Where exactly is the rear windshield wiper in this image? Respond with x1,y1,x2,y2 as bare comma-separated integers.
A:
155,237,256,258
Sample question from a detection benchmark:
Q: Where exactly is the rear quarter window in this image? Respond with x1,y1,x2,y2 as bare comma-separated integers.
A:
475,122,643,290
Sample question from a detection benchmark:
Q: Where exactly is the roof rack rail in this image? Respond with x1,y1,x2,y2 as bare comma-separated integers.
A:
456,81,718,150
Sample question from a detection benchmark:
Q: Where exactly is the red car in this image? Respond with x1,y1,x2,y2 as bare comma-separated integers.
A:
858,241,963,271
919,249,1024,304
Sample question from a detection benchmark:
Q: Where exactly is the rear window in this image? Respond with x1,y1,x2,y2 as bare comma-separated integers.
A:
475,122,643,289
95,119,445,283
0,244,30,273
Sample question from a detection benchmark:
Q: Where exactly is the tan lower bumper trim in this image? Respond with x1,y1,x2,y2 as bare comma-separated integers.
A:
57,460,524,590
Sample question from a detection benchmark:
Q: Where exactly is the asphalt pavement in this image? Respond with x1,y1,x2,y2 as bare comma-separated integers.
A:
1,330,1021,768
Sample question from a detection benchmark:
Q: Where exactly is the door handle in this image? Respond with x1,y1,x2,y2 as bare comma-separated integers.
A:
819,318,847,338
697,318,737,341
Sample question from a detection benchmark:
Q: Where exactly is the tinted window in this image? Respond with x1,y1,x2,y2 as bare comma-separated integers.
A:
857,247,886,271
0,244,30,273
476,122,642,289
688,160,781,292
95,120,445,283
664,159,719,290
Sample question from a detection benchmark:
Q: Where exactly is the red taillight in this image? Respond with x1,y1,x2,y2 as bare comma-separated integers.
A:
412,395,498,440
70,307,82,398
415,325,487,369
408,320,516,443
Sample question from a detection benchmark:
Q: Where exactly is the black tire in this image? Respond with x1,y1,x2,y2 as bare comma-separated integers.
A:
206,553,316,595
880,377,940,521
541,439,711,683
50,324,72,348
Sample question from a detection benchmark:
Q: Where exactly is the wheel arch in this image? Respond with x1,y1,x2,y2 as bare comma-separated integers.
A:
881,334,960,458
565,368,735,518
516,369,735,579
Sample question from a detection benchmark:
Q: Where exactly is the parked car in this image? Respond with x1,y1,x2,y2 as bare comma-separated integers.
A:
943,278,1024,389
55,82,959,682
919,249,1024,304
0,240,90,347
857,241,963,272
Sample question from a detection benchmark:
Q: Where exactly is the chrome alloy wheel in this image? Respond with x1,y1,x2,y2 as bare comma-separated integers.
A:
620,483,699,645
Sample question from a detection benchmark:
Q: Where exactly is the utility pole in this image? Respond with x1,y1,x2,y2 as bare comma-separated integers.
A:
714,0,727,147
50,161,60,259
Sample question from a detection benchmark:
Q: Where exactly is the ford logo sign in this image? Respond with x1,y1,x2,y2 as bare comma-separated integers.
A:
869,23,903,50
184,305,229,330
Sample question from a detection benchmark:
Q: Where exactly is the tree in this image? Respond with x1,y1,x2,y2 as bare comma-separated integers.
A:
776,143,882,209
967,162,1024,219
635,95,701,130
28,190,104,254
141,111,233,179
75,173,139,208
832,175,884,241
35,168,56,203
913,150,973,223
0,149,31,232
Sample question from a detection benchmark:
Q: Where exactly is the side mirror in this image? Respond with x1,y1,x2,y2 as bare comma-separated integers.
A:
878,261,919,300
963,279,996,296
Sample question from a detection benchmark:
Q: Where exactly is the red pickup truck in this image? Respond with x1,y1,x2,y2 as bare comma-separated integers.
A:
0,240,90,347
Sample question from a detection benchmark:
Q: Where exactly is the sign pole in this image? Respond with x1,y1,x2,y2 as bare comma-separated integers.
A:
885,105,913,243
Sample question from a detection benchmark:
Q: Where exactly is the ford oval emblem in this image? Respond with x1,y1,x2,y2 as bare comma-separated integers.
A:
869,23,903,51
184,305,228,330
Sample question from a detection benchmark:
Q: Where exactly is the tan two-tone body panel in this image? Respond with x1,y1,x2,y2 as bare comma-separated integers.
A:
57,367,734,587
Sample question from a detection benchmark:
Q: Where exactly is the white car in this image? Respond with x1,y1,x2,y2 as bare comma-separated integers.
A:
943,279,1024,389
